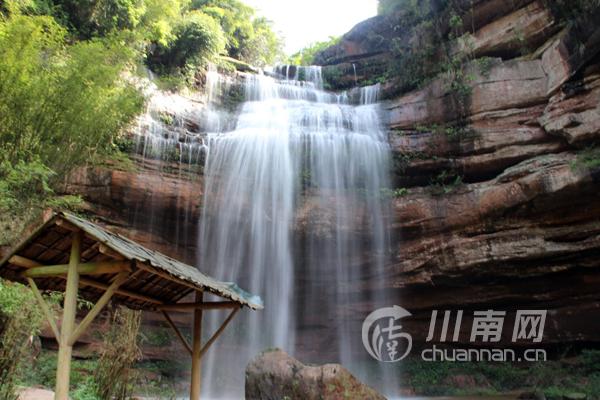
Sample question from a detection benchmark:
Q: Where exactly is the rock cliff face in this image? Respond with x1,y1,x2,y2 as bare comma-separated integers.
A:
56,0,600,368
315,0,600,352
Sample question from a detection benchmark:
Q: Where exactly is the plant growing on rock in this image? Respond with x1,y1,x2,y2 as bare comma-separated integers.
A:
572,147,600,171
429,169,463,195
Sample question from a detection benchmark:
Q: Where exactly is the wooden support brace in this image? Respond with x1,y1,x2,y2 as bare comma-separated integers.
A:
68,271,130,346
9,255,41,269
162,311,193,356
199,307,240,359
55,218,80,232
22,261,131,278
26,277,60,344
99,244,126,260
157,301,240,312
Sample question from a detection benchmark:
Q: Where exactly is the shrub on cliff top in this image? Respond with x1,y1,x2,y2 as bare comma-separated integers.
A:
147,10,225,75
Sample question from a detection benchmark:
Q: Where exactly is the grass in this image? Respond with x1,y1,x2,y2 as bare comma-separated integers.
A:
394,351,600,398
18,351,184,399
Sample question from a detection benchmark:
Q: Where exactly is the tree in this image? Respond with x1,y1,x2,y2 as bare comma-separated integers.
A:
146,10,225,74
288,36,340,66
240,17,283,67
190,0,283,67
0,14,144,202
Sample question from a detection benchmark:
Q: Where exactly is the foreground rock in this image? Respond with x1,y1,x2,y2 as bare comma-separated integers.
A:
245,349,386,400
18,388,54,400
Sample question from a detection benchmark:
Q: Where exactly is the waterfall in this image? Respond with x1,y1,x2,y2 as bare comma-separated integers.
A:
198,66,392,398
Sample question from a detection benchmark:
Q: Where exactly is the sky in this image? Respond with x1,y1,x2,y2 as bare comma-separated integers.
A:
241,0,378,55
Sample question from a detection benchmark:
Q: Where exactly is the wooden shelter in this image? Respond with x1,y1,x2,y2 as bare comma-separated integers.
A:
0,211,263,400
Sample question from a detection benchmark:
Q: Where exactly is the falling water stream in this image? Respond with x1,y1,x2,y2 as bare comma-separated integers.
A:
133,66,393,398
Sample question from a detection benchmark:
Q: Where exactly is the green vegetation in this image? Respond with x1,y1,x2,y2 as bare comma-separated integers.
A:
542,0,600,23
380,187,410,198
429,170,463,195
21,351,182,400
396,352,600,398
16,306,150,400
94,307,142,400
3,0,283,83
0,8,143,242
140,327,173,347
417,123,477,143
147,10,226,76
0,280,44,400
0,14,143,176
322,66,345,91
374,0,600,96
20,352,101,399
190,0,283,67
288,36,340,66
572,147,600,170
0,0,285,245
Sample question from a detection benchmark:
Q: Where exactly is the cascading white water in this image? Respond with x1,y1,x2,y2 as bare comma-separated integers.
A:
198,66,392,398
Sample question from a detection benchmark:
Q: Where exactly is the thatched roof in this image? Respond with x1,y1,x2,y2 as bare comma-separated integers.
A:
0,212,263,311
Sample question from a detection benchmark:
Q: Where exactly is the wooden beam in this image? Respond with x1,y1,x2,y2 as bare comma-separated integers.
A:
55,218,80,232
9,255,41,268
199,307,240,359
11,255,160,306
79,277,162,305
157,301,239,312
135,261,200,292
68,271,130,346
55,230,82,400
22,261,131,278
99,243,126,260
190,291,203,400
26,278,60,344
162,311,193,356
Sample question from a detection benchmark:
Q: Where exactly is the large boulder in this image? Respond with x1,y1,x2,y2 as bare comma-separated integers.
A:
245,349,386,400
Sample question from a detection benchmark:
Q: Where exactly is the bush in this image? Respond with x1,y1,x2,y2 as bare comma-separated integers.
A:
0,159,54,212
0,280,44,400
191,0,283,66
147,11,225,75
0,12,143,229
289,36,340,66
0,14,144,176
94,307,142,400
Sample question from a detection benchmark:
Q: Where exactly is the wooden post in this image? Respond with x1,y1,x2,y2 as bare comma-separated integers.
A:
190,291,204,400
55,231,82,400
